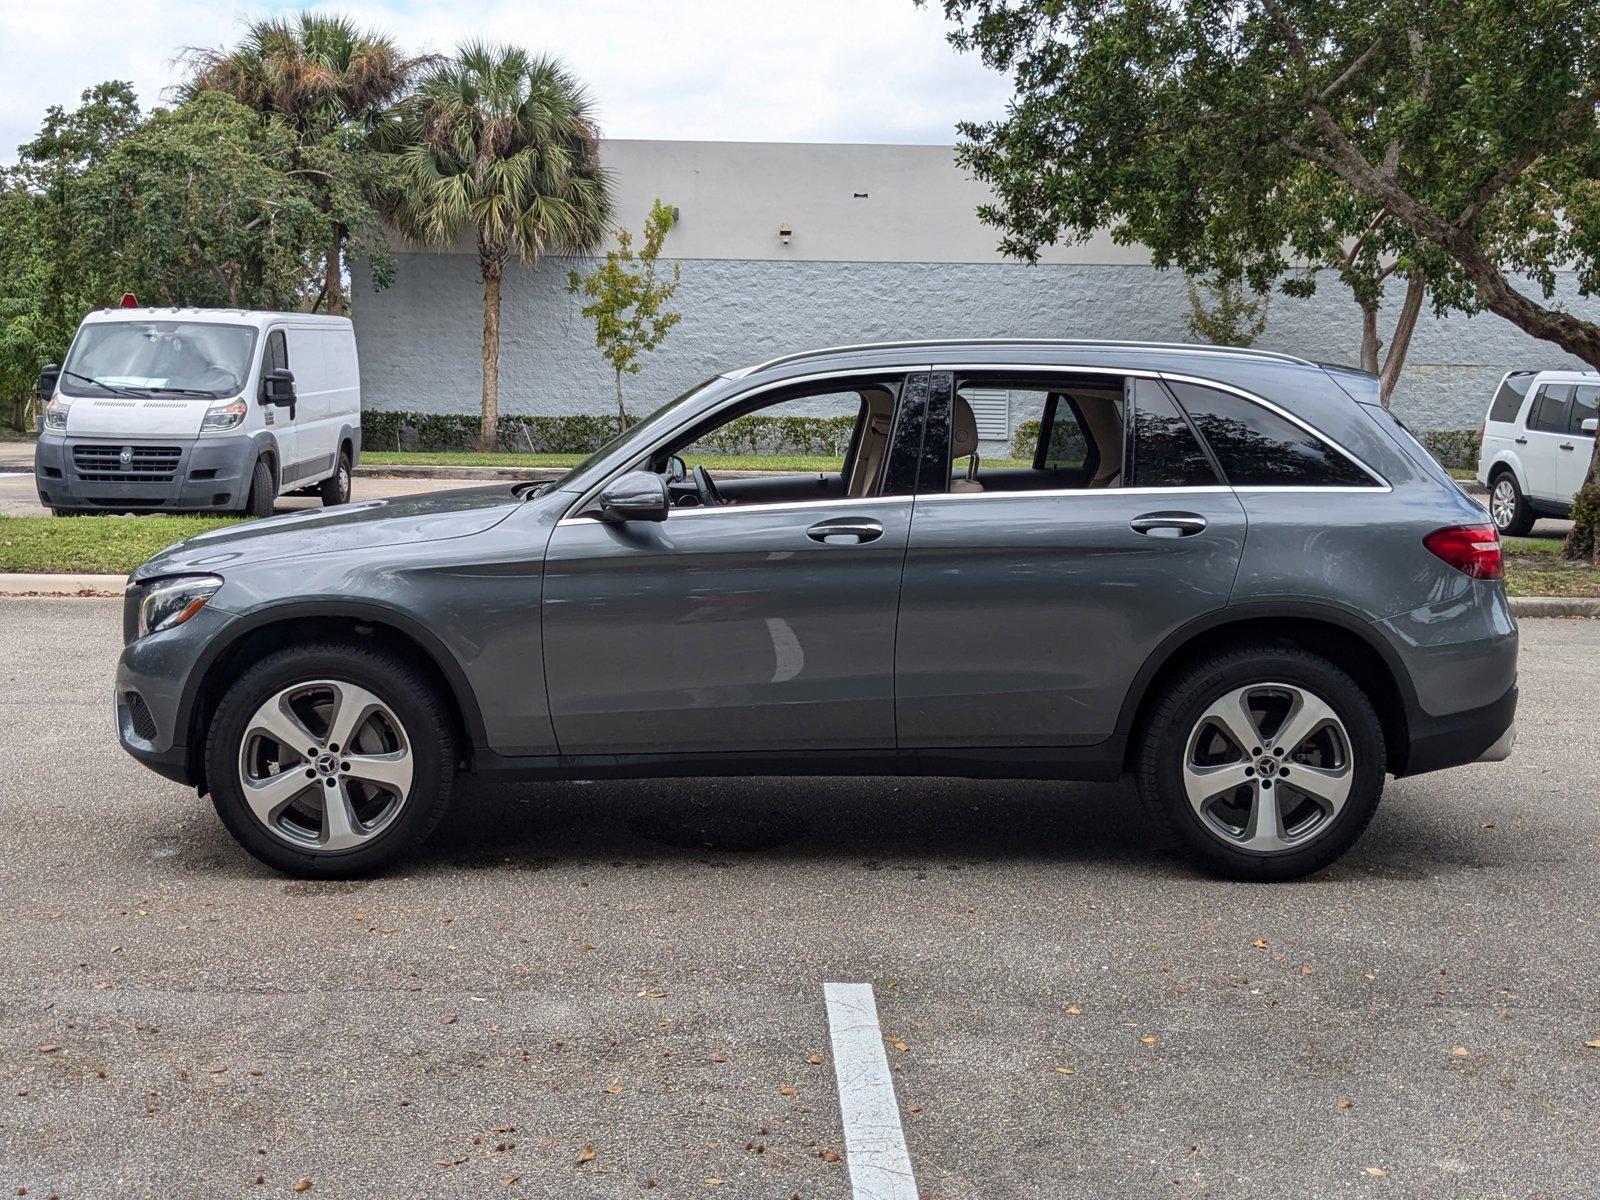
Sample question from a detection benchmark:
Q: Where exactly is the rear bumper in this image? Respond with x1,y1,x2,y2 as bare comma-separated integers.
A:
1397,683,1518,777
35,432,255,512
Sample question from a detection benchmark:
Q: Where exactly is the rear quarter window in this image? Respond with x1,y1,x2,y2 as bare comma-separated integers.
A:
1487,374,1534,424
1168,381,1376,487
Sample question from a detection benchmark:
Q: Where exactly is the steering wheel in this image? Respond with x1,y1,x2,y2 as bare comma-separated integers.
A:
692,464,726,507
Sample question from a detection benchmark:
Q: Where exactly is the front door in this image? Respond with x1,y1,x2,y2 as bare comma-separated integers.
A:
894,372,1249,748
1522,382,1571,502
540,373,927,756
1556,382,1598,501
260,328,296,483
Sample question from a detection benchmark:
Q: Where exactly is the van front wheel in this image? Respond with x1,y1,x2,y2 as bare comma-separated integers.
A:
320,448,352,507
243,458,275,518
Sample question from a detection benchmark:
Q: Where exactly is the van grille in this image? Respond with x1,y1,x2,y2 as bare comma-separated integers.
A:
72,444,182,482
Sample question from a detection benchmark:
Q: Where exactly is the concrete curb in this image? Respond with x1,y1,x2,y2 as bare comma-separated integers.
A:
2,572,1597,617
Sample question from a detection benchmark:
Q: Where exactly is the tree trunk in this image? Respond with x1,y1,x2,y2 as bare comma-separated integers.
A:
1565,436,1600,563
615,369,628,431
325,223,345,318
479,259,502,454
1377,269,1426,406
1358,302,1381,376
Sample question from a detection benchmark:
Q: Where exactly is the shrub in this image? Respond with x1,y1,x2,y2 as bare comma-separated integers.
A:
1415,427,1479,471
360,410,860,457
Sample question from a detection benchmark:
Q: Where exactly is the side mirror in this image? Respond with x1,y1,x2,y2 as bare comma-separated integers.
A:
598,471,670,523
260,367,296,407
35,364,60,401
1583,418,1598,434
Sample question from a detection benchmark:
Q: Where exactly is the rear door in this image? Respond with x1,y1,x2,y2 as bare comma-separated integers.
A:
1557,382,1598,500
894,371,1248,749
1522,382,1572,502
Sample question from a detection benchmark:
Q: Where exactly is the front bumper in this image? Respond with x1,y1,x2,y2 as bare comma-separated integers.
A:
36,431,255,513
115,602,237,787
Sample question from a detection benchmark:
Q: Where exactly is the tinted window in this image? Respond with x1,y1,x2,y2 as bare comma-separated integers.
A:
1039,396,1091,470
1169,381,1374,487
1129,379,1218,487
1529,385,1573,433
1569,385,1598,437
265,330,289,374
1488,373,1534,423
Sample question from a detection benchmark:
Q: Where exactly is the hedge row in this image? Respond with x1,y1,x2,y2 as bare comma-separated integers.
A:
360,410,856,456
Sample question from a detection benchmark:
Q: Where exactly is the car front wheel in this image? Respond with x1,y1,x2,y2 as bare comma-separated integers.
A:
204,643,456,877
1135,646,1386,881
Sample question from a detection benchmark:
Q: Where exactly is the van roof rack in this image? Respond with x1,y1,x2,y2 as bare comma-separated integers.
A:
731,338,1319,378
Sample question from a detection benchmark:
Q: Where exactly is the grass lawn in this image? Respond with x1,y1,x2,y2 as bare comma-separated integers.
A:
1448,467,1478,481
1501,534,1600,598
0,515,241,575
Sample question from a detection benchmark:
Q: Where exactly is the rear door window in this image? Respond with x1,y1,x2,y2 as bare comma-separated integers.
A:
1167,381,1375,487
1128,379,1219,488
1528,385,1573,434
1569,385,1598,437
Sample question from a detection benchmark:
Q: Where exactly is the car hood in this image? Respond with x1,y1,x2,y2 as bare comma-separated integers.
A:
131,485,524,580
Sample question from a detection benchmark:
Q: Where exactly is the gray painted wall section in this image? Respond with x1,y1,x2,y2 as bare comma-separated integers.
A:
351,252,1599,431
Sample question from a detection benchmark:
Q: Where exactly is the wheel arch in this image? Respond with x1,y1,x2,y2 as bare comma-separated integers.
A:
1485,452,1524,491
179,601,486,793
1117,603,1415,776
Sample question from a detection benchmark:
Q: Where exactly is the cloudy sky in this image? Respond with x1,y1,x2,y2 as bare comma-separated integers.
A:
0,0,1012,161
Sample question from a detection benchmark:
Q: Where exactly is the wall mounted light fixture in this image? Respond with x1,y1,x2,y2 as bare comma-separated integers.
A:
778,223,792,245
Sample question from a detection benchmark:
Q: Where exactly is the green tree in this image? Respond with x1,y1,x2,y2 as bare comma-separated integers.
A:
0,82,142,429
181,13,427,315
88,92,329,309
929,0,1600,558
388,43,614,452
567,200,683,429
1184,273,1269,348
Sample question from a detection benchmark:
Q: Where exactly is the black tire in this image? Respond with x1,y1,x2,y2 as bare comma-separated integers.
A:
243,457,275,519
204,642,457,878
319,446,352,507
1487,469,1534,537
1134,644,1386,882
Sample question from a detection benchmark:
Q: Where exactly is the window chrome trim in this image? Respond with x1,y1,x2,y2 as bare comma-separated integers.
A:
1156,371,1391,489
561,366,930,519
913,485,1236,504
556,493,916,526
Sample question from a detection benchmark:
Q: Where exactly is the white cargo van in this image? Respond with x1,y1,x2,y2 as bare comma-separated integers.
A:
34,307,361,516
1475,368,1598,535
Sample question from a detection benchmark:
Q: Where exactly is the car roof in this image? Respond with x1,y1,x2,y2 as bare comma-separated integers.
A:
80,307,353,330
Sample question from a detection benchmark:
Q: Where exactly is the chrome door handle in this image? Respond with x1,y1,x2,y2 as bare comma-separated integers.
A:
1130,511,1208,538
1514,436,1528,444
807,517,884,544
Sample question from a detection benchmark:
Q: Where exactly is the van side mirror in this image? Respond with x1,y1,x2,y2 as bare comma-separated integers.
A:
35,364,60,401
1583,418,1598,434
261,367,297,407
598,471,670,523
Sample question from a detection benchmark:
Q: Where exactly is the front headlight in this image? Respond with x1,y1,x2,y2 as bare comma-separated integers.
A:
199,398,247,433
43,395,71,431
137,575,223,639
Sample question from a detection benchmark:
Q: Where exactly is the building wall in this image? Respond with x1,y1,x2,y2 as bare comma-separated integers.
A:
351,251,1600,432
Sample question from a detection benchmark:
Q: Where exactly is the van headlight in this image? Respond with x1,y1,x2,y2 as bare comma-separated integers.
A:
136,575,222,638
43,395,71,431
199,398,247,433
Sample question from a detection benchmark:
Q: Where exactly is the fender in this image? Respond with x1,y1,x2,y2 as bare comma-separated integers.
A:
247,429,281,490
174,596,490,755
1109,597,1420,746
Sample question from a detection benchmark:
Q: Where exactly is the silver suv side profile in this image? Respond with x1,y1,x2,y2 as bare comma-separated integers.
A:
1477,368,1599,535
115,341,1518,881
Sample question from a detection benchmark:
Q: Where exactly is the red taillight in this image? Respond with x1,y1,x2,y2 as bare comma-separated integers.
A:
1424,523,1503,580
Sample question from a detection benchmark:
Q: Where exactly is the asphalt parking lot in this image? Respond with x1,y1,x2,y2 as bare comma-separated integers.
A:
2,600,1598,1198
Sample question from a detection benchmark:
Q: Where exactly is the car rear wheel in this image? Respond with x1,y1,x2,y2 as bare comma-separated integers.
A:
1135,646,1386,881
1488,471,1534,536
204,643,456,877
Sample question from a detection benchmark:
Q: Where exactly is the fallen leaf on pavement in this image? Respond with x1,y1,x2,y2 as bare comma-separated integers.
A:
1141,1036,1158,1046
778,1086,798,1096
703,1178,725,1186
1055,1067,1075,1075
440,1015,458,1025
1251,939,1268,949
1584,1039,1600,1050
889,1039,909,1053
293,1182,313,1193
605,1082,623,1095
1450,1047,1470,1057
1338,1099,1354,1110
820,1149,842,1163
37,1045,60,1054
1065,1005,1082,1016
807,1054,823,1065
576,1144,596,1165
1365,1166,1387,1177
637,989,667,1000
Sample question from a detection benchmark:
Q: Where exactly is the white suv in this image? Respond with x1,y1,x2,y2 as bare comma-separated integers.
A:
1476,369,1598,535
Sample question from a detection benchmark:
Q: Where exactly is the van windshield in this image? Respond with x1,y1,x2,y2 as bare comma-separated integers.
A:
61,321,257,398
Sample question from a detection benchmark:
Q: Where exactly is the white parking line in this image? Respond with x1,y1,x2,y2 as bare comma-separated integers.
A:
823,982,920,1200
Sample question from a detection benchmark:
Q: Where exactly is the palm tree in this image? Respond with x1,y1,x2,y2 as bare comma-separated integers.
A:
389,44,613,452
182,14,430,315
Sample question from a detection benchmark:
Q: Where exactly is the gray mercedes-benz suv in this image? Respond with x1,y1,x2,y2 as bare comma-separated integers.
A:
115,341,1517,880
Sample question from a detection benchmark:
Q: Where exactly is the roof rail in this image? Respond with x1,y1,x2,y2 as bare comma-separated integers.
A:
730,338,1319,378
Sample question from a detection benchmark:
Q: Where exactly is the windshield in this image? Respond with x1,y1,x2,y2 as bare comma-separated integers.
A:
61,320,257,398
543,377,723,492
